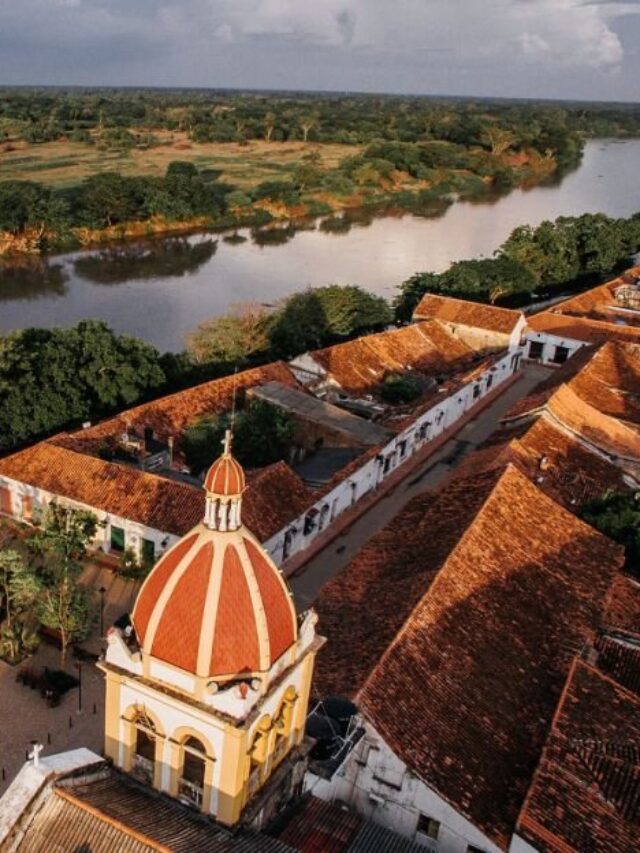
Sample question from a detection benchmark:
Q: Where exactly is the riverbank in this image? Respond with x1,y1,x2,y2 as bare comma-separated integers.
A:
0,138,562,258
0,139,637,350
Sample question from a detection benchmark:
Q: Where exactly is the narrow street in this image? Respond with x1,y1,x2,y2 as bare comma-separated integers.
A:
291,363,550,609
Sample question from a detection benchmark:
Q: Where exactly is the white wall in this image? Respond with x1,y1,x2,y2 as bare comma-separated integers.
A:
307,720,501,853
265,350,520,567
0,475,178,563
524,330,587,366
509,835,539,853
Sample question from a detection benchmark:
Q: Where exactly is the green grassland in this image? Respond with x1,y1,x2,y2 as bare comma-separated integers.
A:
0,131,357,190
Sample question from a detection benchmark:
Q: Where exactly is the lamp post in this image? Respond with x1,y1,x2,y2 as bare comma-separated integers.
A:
98,586,107,637
76,663,82,713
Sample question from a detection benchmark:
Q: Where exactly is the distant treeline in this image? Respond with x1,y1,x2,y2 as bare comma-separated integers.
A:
2,87,640,148
395,212,640,320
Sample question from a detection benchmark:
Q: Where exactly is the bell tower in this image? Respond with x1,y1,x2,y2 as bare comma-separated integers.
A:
99,433,323,827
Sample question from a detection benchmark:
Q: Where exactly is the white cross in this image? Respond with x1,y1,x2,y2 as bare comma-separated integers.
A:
222,429,233,455
29,743,43,769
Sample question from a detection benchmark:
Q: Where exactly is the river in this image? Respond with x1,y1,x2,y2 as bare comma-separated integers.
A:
1,139,639,352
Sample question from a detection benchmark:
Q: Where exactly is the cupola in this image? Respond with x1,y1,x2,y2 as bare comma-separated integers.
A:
131,431,297,683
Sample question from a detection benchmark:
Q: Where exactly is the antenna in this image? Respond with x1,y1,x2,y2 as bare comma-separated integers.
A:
222,366,239,457
230,365,239,432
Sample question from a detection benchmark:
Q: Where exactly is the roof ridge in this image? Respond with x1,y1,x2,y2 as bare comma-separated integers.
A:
421,292,522,316
54,787,171,852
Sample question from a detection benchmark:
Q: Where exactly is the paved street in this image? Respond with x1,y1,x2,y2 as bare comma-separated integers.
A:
291,363,550,609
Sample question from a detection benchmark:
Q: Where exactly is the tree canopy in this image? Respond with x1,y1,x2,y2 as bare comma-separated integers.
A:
581,491,640,576
182,400,294,474
395,211,640,321
0,319,166,450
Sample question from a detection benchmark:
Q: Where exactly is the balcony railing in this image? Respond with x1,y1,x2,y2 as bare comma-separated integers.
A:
178,777,204,808
132,754,154,784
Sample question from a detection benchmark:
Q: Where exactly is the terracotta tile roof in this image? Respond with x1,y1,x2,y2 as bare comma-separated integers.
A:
526,311,640,345
516,658,640,853
309,320,476,395
567,341,640,427
545,383,640,463
505,344,598,421
313,468,501,699
548,281,620,317
243,461,315,539
0,442,311,542
275,796,362,852
314,465,624,848
54,361,299,451
0,442,204,534
273,795,425,852
48,767,292,852
603,573,640,636
594,632,640,696
502,346,599,422
13,788,157,852
452,416,632,512
413,293,523,333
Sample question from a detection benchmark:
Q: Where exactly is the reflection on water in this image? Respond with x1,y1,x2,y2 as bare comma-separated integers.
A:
0,139,639,351
0,258,68,301
250,224,298,247
73,237,218,284
223,232,248,245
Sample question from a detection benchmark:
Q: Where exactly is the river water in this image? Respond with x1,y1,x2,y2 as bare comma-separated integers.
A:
1,139,639,352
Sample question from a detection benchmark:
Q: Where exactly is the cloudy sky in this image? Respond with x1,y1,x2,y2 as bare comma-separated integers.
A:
1,0,639,101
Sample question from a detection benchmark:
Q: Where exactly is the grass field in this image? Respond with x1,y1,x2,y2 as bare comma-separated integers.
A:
0,131,357,190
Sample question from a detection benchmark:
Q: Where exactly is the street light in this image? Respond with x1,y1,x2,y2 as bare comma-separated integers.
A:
99,586,107,636
76,663,82,714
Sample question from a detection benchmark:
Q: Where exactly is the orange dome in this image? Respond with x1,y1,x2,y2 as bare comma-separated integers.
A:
204,429,245,496
131,526,297,679
204,453,245,496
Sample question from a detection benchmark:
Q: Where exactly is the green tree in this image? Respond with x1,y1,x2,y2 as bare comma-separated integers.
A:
0,550,41,661
185,306,270,365
0,181,69,243
182,400,294,474
0,320,165,451
380,374,423,404
33,504,97,662
581,491,640,576
268,285,391,358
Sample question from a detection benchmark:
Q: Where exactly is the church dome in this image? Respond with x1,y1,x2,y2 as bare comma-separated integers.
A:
131,433,297,680
204,452,245,496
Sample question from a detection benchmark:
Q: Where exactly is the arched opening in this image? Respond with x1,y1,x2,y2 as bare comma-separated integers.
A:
272,687,298,767
247,716,271,799
131,712,158,785
178,735,207,808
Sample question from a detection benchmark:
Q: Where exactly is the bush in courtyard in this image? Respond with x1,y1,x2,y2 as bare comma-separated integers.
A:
380,374,423,404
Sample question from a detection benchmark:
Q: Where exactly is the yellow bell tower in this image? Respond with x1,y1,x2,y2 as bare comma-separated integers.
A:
100,433,323,827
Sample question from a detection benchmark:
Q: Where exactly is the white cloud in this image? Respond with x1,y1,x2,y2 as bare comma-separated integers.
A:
1,0,639,93
205,0,632,69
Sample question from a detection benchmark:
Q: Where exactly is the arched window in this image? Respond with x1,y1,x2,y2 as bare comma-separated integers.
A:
178,735,207,808
131,712,157,785
247,717,271,798
272,688,298,767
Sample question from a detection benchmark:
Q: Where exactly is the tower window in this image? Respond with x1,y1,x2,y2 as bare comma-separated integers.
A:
178,736,207,809
131,714,157,785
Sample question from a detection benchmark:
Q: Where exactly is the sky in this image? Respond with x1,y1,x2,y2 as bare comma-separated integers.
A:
1,0,639,101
